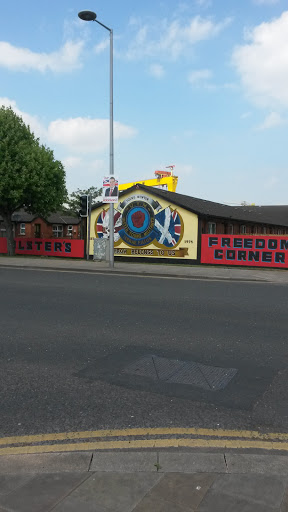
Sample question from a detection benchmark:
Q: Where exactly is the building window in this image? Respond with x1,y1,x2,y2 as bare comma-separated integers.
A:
228,224,234,234
240,225,246,234
278,229,283,235
263,227,267,234
53,225,63,238
208,222,216,234
67,225,73,236
20,223,25,235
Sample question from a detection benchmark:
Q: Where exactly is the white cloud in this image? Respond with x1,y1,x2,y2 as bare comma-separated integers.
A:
0,97,47,138
0,98,138,191
232,11,288,109
0,40,84,73
62,156,104,173
0,98,137,155
48,117,137,153
188,68,212,84
62,156,106,192
94,38,110,55
149,64,165,78
62,156,82,169
125,15,232,60
63,17,90,42
257,112,287,130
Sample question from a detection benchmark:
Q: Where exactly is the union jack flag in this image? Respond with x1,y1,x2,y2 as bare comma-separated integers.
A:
96,209,122,241
154,208,182,247
103,176,118,188
103,177,110,187
96,209,107,238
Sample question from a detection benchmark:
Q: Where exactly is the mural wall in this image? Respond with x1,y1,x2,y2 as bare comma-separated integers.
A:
90,190,198,260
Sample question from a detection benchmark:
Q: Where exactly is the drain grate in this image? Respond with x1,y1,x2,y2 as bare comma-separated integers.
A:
124,355,237,391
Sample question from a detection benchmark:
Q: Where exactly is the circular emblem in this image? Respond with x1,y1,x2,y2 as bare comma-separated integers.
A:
121,201,155,246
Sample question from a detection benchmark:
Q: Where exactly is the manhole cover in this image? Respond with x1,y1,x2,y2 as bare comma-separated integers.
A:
124,355,237,391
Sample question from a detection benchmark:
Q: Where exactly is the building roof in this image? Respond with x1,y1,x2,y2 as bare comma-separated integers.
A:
0,209,80,225
46,213,81,225
92,184,288,227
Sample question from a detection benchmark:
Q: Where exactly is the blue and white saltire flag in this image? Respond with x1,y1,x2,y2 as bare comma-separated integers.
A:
154,208,182,247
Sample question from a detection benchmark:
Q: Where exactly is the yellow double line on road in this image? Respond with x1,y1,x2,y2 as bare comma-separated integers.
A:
1,427,288,455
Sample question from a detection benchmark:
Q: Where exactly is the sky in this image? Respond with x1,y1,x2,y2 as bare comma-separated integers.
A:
0,0,288,205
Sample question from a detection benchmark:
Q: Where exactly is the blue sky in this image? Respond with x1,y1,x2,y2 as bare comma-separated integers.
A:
0,0,288,205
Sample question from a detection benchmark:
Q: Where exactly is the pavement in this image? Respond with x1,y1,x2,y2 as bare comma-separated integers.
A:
0,450,287,511
1,255,288,510
1,254,288,283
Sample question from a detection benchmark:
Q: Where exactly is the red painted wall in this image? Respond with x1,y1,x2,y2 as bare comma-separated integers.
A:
201,234,288,268
1,238,84,257
14,238,84,258
0,238,8,254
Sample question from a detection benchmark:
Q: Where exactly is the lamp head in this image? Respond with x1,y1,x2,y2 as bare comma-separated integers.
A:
78,10,97,21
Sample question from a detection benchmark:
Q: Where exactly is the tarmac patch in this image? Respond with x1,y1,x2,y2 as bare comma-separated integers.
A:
124,355,238,391
76,346,275,410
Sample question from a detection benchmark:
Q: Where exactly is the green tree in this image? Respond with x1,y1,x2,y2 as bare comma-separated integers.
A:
0,106,67,255
64,186,102,216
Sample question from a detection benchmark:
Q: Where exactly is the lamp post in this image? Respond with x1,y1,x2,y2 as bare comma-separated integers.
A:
78,10,114,268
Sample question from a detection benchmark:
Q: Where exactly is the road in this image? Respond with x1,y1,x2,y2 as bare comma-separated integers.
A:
0,267,288,438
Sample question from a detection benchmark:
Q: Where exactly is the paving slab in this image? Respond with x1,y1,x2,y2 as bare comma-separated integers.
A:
90,451,157,472
51,493,110,512
0,474,34,495
0,452,92,474
158,452,227,473
52,472,162,512
0,473,89,512
133,473,216,511
226,453,288,475
132,493,194,512
197,473,286,512
280,487,288,512
197,491,279,512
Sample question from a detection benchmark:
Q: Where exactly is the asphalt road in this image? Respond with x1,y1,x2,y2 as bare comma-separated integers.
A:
0,267,288,437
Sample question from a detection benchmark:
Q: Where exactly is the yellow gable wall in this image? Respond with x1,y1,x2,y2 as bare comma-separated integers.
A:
89,189,198,260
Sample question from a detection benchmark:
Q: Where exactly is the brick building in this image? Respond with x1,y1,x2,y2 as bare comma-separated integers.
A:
90,184,288,264
143,187,288,237
0,210,81,239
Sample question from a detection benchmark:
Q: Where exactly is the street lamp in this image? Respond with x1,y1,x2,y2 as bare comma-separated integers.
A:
78,10,114,268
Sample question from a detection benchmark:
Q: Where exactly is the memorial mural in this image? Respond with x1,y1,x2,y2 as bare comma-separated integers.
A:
90,190,198,260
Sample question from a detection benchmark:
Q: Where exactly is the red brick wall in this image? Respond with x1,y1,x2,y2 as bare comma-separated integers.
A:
15,218,81,239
